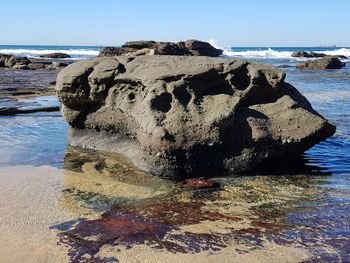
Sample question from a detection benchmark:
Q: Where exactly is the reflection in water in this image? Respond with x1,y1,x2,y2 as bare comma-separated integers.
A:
54,146,350,262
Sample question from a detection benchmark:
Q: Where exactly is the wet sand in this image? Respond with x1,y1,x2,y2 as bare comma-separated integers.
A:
1,148,349,262
0,165,312,263
0,166,70,263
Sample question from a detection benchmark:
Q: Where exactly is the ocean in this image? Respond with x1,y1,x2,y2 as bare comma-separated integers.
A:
1,44,350,61
0,45,349,261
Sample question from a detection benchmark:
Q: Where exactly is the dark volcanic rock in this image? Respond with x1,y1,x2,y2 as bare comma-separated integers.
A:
55,56,335,177
296,57,346,69
291,51,348,59
99,39,222,57
291,51,326,58
40,52,71,59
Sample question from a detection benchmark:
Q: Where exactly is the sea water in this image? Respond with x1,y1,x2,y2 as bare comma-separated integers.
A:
0,46,349,262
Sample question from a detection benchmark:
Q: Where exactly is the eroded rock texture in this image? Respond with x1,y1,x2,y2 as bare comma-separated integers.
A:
56,56,335,177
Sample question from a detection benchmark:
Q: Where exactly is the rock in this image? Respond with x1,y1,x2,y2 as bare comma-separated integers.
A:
154,42,190,56
27,63,46,70
99,39,222,57
122,40,158,49
40,52,71,59
125,48,159,57
12,64,29,70
0,54,30,68
291,51,347,59
291,51,326,58
296,57,346,69
56,56,335,177
0,106,60,116
178,39,223,57
98,46,133,57
46,61,69,70
0,54,13,67
7,56,30,68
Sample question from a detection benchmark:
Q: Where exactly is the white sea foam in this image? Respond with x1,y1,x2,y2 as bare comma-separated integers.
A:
320,48,350,57
0,48,99,58
207,39,224,50
223,48,350,60
223,48,293,59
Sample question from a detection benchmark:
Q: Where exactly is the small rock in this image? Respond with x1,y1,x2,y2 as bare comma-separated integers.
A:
28,63,46,70
183,178,217,189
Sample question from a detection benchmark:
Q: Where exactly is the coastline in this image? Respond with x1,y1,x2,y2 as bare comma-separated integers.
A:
0,44,349,262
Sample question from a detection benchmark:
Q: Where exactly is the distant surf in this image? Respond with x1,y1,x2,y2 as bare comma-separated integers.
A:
0,45,101,60
222,47,350,60
1,44,349,61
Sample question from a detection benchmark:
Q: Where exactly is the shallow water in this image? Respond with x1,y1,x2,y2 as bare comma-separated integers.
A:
0,56,349,262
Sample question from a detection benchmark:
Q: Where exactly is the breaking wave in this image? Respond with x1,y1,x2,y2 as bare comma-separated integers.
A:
222,47,350,60
0,48,100,59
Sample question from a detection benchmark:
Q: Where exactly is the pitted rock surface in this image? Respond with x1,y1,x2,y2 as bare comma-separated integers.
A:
56,55,335,176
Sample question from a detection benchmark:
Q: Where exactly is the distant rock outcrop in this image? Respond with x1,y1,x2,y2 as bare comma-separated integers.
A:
291,51,348,59
0,54,69,70
99,39,223,57
291,51,326,58
55,55,335,177
296,57,346,69
40,52,71,59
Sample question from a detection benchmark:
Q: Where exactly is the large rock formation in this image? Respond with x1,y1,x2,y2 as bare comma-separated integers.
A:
56,55,335,177
297,57,346,69
99,39,223,57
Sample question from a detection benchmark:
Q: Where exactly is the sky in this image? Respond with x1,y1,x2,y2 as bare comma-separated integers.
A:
1,0,350,47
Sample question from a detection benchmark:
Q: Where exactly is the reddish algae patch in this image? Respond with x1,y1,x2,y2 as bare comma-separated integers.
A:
182,178,217,189
59,201,242,262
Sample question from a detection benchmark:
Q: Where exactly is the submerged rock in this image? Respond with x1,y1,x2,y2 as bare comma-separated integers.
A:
296,57,346,70
56,55,335,177
99,39,223,57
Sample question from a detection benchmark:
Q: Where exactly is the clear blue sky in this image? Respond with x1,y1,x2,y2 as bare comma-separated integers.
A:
1,0,349,46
